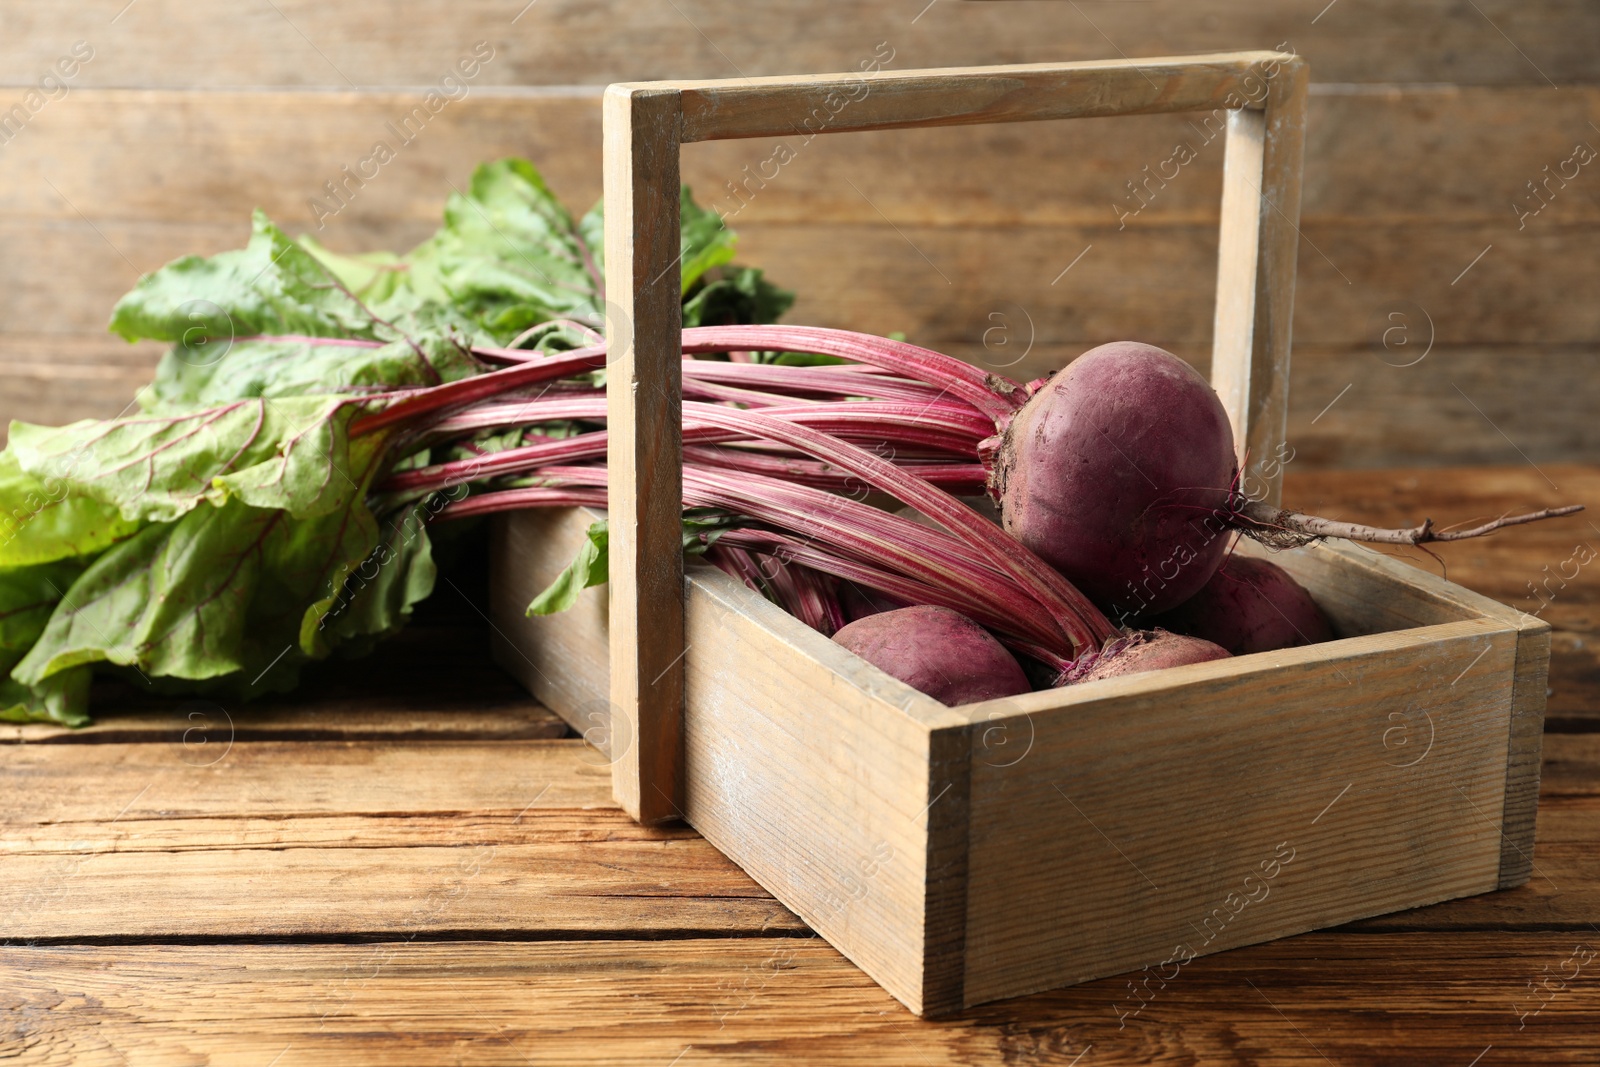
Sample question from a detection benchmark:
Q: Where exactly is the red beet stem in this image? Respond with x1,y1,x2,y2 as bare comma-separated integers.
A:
381,399,991,496
679,325,1025,420
350,344,609,438
680,402,1115,651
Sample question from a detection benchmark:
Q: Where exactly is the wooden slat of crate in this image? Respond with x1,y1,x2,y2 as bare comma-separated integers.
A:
675,565,962,1011
960,619,1520,1004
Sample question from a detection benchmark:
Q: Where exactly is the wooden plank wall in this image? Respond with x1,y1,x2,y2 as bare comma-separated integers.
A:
1,1,1595,468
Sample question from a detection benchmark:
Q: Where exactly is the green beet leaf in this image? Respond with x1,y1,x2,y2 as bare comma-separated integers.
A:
302,500,438,659
0,669,91,726
110,209,390,347
527,510,740,616
405,158,605,342
526,519,608,617
12,493,381,690
141,332,482,412
8,396,389,525
0,448,142,568
0,559,93,725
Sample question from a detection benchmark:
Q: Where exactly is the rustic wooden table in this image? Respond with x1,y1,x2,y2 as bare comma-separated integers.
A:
5,466,1597,1066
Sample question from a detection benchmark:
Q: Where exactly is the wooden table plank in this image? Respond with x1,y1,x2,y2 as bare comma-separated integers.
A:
0,740,803,941
1542,734,1600,795
0,741,609,820
0,844,800,943
1285,465,1600,728
4,733,1598,943
5,934,1600,1065
1,702,568,745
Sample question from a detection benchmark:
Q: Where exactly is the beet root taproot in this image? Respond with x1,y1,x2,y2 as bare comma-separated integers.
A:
993,341,1237,620
1066,628,1231,684
833,604,1031,706
1155,554,1332,655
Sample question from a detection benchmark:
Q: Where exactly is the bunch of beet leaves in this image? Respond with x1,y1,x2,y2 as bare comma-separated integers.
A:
0,159,791,724
0,158,1578,724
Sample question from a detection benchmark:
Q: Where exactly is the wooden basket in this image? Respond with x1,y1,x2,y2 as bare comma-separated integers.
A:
489,53,1547,1015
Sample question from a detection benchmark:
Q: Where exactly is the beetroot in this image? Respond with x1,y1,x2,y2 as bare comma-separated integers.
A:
833,605,1031,706
1067,629,1230,684
1156,554,1332,655
993,341,1237,620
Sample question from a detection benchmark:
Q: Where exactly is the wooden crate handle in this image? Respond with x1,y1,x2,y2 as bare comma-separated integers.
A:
603,52,1309,824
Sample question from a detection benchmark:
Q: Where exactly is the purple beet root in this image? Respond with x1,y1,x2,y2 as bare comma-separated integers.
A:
993,341,1238,619
833,605,1031,706
1155,554,1332,655
1067,629,1231,684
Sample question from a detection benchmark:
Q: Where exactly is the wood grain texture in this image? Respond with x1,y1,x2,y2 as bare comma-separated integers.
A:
921,722,973,1016
678,562,953,1014
1212,107,1270,486
3,1,1595,88
604,85,687,824
1282,466,1599,740
1245,52,1306,508
669,53,1293,142
1210,52,1306,507
9,933,1600,1065
1339,798,1599,931
492,507,975,1005
8,88,1598,230
488,507,611,741
0,740,612,821
1282,465,1599,632
7,611,570,743
494,502,1537,1010
1292,466,1600,740
4,85,1599,465
0,740,802,941
954,616,1517,1005
12,216,1596,358
1503,614,1553,888
1541,735,1600,795
1,700,566,745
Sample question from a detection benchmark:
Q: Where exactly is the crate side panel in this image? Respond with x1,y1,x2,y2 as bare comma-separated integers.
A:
1238,537,1519,637
680,568,951,1014
962,620,1517,1006
1500,616,1551,888
489,509,610,740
